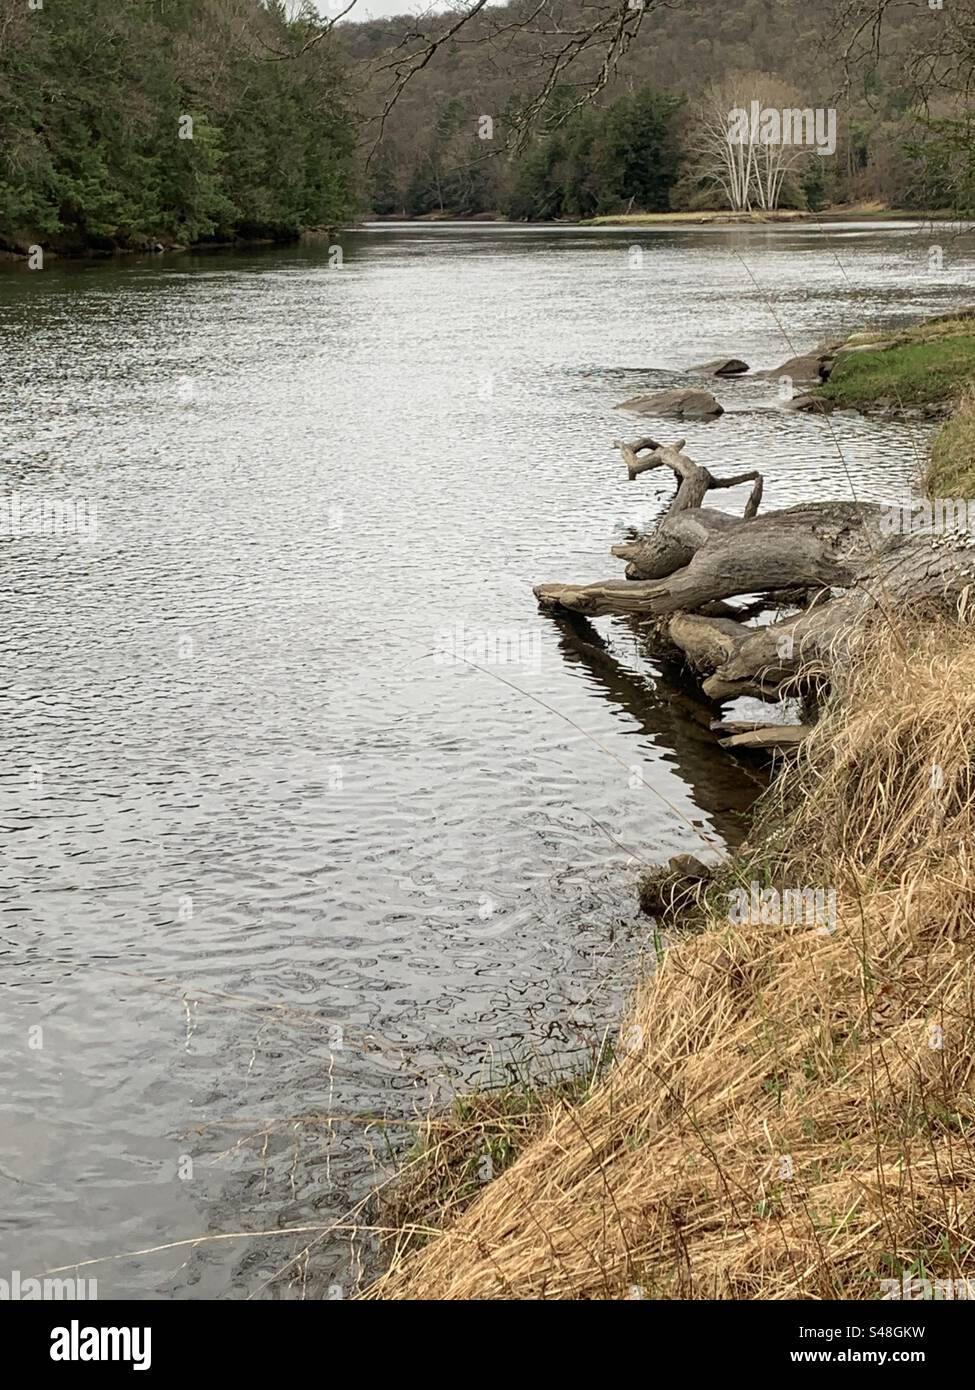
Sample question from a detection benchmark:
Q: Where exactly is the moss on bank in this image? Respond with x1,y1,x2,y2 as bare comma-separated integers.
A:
807,307,975,497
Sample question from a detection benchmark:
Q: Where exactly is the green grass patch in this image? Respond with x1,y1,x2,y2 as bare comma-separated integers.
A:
819,329,975,409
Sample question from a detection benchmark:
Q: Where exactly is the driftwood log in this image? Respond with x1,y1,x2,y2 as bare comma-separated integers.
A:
535,437,975,713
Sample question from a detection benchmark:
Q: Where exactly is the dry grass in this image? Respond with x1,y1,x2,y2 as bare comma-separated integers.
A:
365,615,975,1300
375,1066,607,1270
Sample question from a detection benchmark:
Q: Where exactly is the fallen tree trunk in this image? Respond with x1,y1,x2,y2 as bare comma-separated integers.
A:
537,439,889,613
537,502,889,616
534,436,975,710
686,532,975,701
613,502,889,583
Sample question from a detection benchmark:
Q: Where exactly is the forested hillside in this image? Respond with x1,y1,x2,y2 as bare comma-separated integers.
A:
1,0,971,251
0,0,357,253
344,0,966,219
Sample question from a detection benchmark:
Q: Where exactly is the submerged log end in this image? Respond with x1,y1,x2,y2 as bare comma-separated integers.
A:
665,612,749,674
535,578,672,617
534,581,598,615
716,725,813,750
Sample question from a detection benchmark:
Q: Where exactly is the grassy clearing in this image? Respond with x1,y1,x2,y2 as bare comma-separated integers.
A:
819,318,975,409
367,614,975,1300
584,204,956,227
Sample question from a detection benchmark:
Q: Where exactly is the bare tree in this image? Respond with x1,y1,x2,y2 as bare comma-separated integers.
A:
687,72,814,212
689,80,758,210
749,77,815,209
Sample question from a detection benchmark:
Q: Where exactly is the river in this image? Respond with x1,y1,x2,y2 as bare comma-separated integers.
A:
0,220,971,1297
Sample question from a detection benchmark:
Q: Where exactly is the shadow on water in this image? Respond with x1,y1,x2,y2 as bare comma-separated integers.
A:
548,609,767,852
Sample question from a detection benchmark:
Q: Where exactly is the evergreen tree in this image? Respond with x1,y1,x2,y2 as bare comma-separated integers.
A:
0,0,357,253
501,85,683,221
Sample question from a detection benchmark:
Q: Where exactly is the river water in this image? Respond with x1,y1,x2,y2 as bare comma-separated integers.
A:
1,221,972,1298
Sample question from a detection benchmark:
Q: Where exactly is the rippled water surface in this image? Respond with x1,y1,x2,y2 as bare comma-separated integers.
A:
1,222,972,1297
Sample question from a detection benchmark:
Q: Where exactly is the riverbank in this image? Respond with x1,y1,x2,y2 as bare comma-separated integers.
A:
0,225,342,264
816,310,975,416
368,626,975,1298
13,209,964,266
585,203,960,227
365,307,975,1301
363,203,960,229
369,639,975,1300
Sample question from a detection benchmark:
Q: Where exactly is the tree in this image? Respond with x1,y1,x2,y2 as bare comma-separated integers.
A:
0,0,358,252
501,85,682,221
597,87,684,212
684,72,815,212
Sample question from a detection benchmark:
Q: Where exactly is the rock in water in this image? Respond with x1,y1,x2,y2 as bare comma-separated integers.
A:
688,357,750,377
757,352,832,384
783,394,834,414
617,388,724,420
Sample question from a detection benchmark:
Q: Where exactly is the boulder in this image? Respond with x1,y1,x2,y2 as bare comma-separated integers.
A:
617,388,724,420
757,352,830,385
834,339,900,355
838,330,902,348
688,357,750,377
783,393,833,414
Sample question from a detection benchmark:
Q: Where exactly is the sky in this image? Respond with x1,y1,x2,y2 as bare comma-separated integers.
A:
312,0,455,20
311,0,509,22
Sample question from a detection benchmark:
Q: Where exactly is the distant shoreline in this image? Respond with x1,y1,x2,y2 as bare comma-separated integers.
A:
364,204,965,228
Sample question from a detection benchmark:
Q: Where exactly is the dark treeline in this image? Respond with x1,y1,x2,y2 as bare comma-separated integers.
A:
0,0,357,253
371,87,684,221
504,89,683,221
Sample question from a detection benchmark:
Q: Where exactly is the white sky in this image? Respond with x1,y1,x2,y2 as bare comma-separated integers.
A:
312,0,508,21
312,0,454,19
